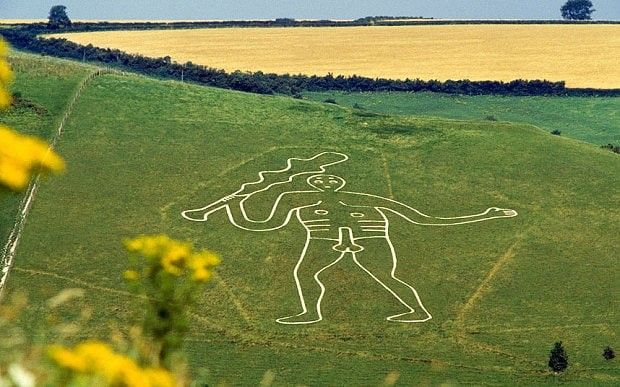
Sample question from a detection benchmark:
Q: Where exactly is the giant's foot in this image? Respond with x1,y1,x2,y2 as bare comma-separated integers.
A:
276,312,322,325
387,309,432,323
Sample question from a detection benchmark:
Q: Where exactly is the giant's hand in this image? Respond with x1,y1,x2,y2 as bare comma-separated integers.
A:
181,194,242,221
484,207,518,218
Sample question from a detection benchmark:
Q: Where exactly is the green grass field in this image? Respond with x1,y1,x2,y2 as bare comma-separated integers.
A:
305,91,620,146
0,53,93,248
2,52,619,385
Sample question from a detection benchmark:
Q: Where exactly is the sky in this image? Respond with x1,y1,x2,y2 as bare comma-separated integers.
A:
1,0,619,21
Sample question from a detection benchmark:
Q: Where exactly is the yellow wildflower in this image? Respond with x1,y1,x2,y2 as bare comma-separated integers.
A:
125,235,219,280
123,270,140,281
192,267,211,282
0,126,65,190
188,251,220,282
160,242,190,276
0,158,30,190
143,368,176,387
49,341,177,387
48,345,88,373
0,38,11,108
0,60,12,86
0,88,10,109
125,235,167,259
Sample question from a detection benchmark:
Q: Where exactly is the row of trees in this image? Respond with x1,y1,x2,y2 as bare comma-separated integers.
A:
548,342,614,374
3,25,618,98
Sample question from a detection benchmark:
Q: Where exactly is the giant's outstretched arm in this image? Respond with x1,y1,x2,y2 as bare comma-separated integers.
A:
345,192,517,226
182,192,320,231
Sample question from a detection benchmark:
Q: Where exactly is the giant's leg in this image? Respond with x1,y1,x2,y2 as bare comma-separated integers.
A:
353,237,432,322
276,238,345,325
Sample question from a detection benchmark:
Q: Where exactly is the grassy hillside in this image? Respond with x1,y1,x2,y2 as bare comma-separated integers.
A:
49,24,620,88
0,52,93,246
3,52,619,385
306,91,620,145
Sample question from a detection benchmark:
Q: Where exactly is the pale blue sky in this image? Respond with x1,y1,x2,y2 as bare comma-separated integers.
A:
1,0,618,20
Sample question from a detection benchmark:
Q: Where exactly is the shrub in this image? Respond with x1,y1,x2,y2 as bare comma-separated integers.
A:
603,346,615,360
601,144,620,154
485,115,498,121
548,341,569,373
551,129,562,136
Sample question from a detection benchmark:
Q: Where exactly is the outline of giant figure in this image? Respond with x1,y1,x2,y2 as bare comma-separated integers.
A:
182,152,517,325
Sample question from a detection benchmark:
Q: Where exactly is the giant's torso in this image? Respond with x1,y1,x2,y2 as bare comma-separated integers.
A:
297,197,388,241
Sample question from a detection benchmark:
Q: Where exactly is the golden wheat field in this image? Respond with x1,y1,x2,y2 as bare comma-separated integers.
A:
50,25,620,88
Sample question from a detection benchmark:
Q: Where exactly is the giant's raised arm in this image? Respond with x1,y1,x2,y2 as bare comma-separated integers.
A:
345,192,517,226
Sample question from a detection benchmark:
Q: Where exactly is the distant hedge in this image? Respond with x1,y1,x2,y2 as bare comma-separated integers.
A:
5,18,618,31
2,24,619,97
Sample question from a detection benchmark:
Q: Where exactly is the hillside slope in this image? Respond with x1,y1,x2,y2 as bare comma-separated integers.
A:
306,91,620,145
3,52,619,385
0,53,94,252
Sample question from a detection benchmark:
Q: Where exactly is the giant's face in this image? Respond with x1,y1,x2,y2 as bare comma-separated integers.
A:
307,174,346,191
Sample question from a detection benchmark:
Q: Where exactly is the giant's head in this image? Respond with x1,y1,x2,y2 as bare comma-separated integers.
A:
306,174,346,192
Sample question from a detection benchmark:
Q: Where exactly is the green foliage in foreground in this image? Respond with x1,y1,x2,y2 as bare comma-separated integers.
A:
305,91,620,146
3,52,620,385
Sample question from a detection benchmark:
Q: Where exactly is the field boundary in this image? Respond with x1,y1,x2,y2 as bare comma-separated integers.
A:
0,67,114,300
454,231,528,326
5,25,619,97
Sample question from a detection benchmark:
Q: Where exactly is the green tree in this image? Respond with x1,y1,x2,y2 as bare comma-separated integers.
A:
561,0,596,20
548,341,569,373
47,5,72,30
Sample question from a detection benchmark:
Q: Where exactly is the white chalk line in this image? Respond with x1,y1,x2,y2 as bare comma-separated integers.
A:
0,69,113,300
182,152,518,324
159,146,281,221
181,152,349,225
159,146,343,222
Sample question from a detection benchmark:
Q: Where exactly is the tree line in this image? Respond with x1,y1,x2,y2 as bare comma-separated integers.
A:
1,25,619,97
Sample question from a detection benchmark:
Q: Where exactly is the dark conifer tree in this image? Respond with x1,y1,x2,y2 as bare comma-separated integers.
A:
549,341,569,373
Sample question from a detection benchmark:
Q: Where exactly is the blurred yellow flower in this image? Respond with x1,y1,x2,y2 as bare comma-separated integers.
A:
123,270,140,281
48,345,88,373
0,37,12,109
143,368,177,387
0,125,65,191
0,60,13,86
124,235,219,281
188,251,220,282
0,88,10,108
49,341,176,387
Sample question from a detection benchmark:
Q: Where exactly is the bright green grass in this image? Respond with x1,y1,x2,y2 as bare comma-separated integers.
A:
305,91,620,146
0,52,92,248
4,53,620,385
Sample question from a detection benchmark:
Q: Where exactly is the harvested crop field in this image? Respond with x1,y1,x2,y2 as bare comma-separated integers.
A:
50,24,620,88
